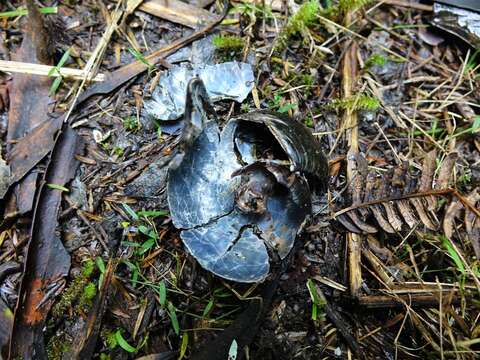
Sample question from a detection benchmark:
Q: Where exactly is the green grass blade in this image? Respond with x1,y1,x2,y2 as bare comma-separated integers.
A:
158,281,167,306
46,183,69,192
115,330,137,353
441,236,466,274
48,76,63,96
57,48,71,68
0,6,57,18
167,302,180,335
179,332,189,360
122,203,139,221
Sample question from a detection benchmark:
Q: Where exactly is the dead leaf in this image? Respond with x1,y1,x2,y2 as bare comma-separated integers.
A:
139,0,219,29
436,152,458,190
9,127,83,359
4,0,55,214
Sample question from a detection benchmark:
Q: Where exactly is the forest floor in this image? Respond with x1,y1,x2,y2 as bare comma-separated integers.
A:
0,0,480,359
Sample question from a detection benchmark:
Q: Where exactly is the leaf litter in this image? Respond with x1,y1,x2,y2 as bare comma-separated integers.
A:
1,0,480,360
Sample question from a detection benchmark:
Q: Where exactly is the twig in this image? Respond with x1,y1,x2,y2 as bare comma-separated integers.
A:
0,60,105,81
341,7,363,300
334,188,480,219
382,0,433,11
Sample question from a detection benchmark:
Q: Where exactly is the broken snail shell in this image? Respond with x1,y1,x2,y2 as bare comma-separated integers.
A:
167,78,327,282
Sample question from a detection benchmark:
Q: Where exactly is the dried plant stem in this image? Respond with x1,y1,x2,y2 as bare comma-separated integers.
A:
0,60,105,81
341,4,363,297
334,188,480,219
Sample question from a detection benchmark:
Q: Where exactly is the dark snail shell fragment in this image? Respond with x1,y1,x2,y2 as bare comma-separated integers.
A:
233,110,329,185
167,81,327,282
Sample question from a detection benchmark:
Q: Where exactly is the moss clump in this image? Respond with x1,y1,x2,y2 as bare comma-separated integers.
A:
81,259,95,277
364,53,387,69
46,334,71,360
79,282,97,309
304,116,314,128
338,0,372,13
212,35,245,51
101,329,118,350
325,95,380,112
277,0,320,49
52,260,96,319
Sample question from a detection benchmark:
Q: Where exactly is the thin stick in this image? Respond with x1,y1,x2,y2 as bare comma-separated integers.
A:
334,188,480,222
382,0,433,11
340,6,363,299
0,60,105,81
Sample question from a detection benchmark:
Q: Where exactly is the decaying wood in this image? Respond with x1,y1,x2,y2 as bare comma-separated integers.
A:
358,292,460,308
139,0,219,29
9,127,83,359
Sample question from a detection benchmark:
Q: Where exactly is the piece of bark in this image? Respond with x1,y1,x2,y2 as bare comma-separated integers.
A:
139,0,219,29
358,293,460,308
9,127,83,359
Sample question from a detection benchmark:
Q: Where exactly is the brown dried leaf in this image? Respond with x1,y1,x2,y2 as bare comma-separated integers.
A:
346,211,378,233
409,197,438,230
420,150,437,210
383,202,404,232
443,199,464,239
464,189,480,259
464,189,480,234
4,1,55,212
337,214,362,233
9,127,83,359
397,200,417,228
436,152,458,190
364,173,396,233
371,205,396,233
139,0,219,29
